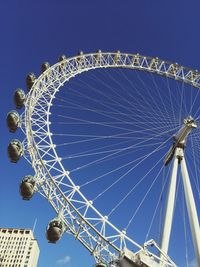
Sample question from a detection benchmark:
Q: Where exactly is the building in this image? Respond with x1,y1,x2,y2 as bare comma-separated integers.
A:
0,228,39,267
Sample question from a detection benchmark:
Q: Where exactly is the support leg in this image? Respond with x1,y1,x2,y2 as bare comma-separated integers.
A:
181,157,200,267
160,153,179,260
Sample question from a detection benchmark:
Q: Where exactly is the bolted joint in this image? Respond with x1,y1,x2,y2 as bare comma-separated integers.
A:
175,147,184,164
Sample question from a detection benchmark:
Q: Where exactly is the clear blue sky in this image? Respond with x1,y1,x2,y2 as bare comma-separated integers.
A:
1,1,200,267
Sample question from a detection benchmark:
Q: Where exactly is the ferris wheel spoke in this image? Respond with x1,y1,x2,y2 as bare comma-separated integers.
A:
166,77,183,117
87,71,169,127
103,68,143,106
55,93,138,121
159,75,180,120
177,80,187,124
74,76,138,117
115,68,176,128
61,140,165,161
79,147,162,188
77,78,174,129
91,139,169,202
125,161,165,231
94,69,160,114
60,139,134,159
148,72,173,121
163,76,178,125
68,127,175,173
53,118,178,149
188,81,200,118
192,99,200,119
52,117,168,135
107,155,166,218
90,69,164,122
53,123,177,140
56,79,180,130
51,119,177,136
134,71,175,122
69,143,161,173
53,94,165,130
113,71,179,129
145,169,169,242
54,97,167,129
90,71,141,112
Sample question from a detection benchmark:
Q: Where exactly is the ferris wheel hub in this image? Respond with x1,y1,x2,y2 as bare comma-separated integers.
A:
174,116,197,145
164,116,197,166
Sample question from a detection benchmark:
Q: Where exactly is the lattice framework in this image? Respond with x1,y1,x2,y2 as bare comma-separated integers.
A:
22,52,200,266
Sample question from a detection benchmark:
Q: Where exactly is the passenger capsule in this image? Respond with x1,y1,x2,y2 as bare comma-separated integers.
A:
150,58,159,70
8,139,23,163
6,111,20,133
94,264,107,267
20,175,35,200
168,63,179,76
95,50,102,64
78,51,83,56
77,51,84,59
58,55,66,62
46,219,64,243
132,54,140,67
13,89,26,109
58,55,66,72
114,51,120,63
26,72,36,91
41,62,50,73
77,51,84,65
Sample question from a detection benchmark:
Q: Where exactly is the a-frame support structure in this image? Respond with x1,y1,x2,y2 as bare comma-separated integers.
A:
160,117,200,266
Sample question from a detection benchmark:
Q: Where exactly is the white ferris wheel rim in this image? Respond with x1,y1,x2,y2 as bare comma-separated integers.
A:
22,52,200,266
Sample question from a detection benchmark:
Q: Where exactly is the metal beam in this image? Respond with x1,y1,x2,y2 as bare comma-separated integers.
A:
181,157,200,267
160,150,179,259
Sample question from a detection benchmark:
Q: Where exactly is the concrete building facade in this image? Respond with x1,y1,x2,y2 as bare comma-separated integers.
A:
0,228,39,267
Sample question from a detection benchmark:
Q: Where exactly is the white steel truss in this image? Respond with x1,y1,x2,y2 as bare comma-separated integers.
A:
21,52,200,267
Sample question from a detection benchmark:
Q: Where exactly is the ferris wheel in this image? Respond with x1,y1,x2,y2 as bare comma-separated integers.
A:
7,51,200,267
